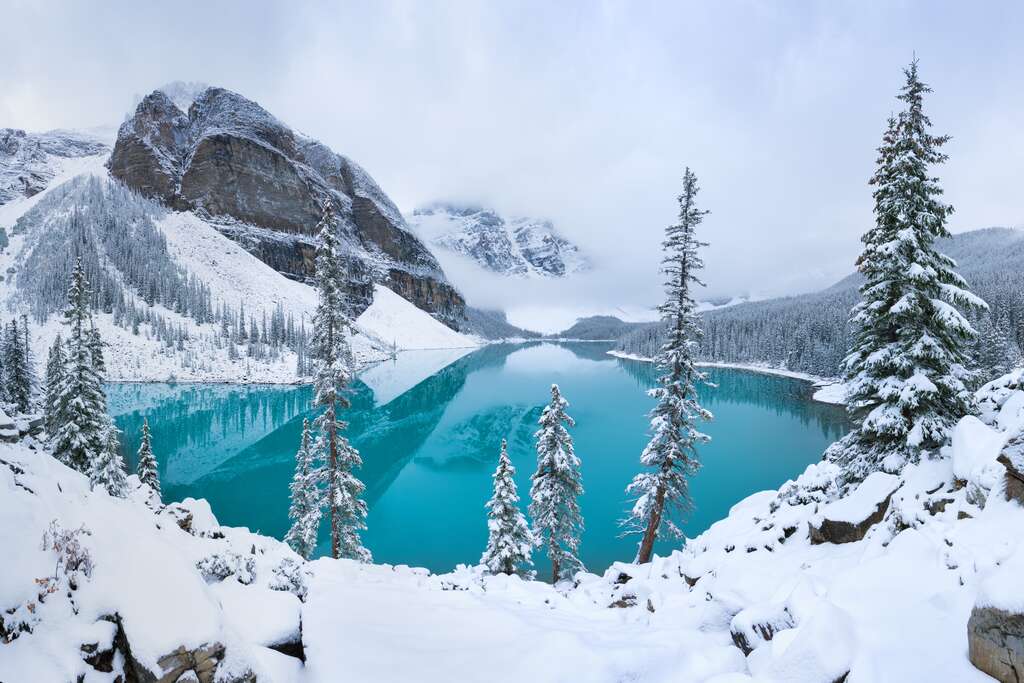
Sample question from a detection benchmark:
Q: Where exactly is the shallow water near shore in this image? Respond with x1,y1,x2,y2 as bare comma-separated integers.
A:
108,342,848,575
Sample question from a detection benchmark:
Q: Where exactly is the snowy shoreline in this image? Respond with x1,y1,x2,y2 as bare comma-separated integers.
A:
606,350,847,405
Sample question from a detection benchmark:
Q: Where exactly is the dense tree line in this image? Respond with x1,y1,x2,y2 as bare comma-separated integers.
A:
617,242,1023,384
11,175,312,370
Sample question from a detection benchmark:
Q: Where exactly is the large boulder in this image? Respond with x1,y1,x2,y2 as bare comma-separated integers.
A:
969,544,1024,682
968,607,1024,682
108,86,465,328
808,472,900,545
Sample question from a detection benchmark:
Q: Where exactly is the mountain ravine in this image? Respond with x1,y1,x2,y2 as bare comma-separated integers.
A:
107,85,466,328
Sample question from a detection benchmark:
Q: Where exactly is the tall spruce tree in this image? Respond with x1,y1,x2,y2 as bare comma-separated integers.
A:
43,335,67,435
528,384,583,583
832,60,986,483
285,418,323,559
3,319,31,413
136,417,161,499
20,314,37,398
310,200,371,562
481,439,534,577
622,167,713,564
52,259,108,473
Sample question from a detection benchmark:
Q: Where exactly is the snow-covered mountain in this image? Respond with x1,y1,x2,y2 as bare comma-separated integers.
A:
0,141,476,384
107,84,466,329
0,128,108,204
408,203,587,278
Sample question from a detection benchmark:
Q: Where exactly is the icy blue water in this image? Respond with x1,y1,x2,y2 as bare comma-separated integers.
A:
108,343,848,576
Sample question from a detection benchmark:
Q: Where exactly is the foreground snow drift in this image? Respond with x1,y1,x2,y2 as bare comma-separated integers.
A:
3,372,1023,681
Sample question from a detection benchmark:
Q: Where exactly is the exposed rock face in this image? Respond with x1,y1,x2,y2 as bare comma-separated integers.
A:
0,128,108,204
997,436,1024,506
968,606,1024,682
408,203,588,279
108,86,465,328
808,472,900,545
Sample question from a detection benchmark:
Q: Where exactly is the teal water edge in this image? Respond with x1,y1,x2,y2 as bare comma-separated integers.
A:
108,342,848,576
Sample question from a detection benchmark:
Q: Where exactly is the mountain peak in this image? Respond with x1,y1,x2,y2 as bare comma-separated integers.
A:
408,203,587,279
156,81,211,113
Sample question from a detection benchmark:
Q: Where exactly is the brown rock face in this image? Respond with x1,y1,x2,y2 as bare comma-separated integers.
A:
108,87,465,328
998,437,1024,506
968,605,1024,683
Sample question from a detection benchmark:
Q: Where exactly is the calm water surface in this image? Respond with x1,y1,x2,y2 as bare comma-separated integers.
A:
109,343,848,575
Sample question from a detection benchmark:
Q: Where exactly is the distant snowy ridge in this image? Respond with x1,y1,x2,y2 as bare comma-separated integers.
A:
0,127,108,204
408,203,587,278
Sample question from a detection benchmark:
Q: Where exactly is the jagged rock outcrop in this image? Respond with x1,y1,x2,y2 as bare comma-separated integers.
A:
408,203,588,278
108,86,465,327
0,128,108,204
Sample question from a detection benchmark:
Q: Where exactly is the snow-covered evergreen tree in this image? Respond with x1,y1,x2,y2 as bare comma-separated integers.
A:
20,314,37,398
90,421,128,498
3,318,32,412
528,384,583,583
310,200,371,562
831,60,986,483
622,167,713,564
52,259,108,473
285,418,323,560
136,417,161,499
43,335,67,435
481,439,534,577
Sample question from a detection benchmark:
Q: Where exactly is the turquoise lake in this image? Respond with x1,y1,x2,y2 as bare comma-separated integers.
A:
108,342,848,576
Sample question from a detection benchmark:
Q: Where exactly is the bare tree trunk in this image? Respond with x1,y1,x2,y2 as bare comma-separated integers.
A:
637,483,667,564
550,536,560,584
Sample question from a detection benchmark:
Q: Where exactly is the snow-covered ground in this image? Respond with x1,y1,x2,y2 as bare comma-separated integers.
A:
607,351,847,406
3,372,1022,681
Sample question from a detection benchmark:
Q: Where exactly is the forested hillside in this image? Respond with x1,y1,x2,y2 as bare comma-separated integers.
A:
617,227,1024,380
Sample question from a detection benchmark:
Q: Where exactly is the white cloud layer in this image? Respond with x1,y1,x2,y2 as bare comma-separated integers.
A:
3,1,1022,323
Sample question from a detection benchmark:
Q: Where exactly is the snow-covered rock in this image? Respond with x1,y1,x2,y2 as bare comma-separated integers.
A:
408,203,587,279
807,471,900,544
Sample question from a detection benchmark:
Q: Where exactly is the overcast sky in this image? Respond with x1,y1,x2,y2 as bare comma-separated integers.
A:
3,1,1022,328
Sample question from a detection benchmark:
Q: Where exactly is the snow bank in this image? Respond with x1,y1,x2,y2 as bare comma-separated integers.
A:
355,284,478,351
5,368,1024,681
951,416,1007,489
811,381,846,405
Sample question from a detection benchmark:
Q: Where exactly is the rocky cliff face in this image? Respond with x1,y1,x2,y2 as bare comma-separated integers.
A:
107,86,465,327
408,203,587,278
0,128,108,204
